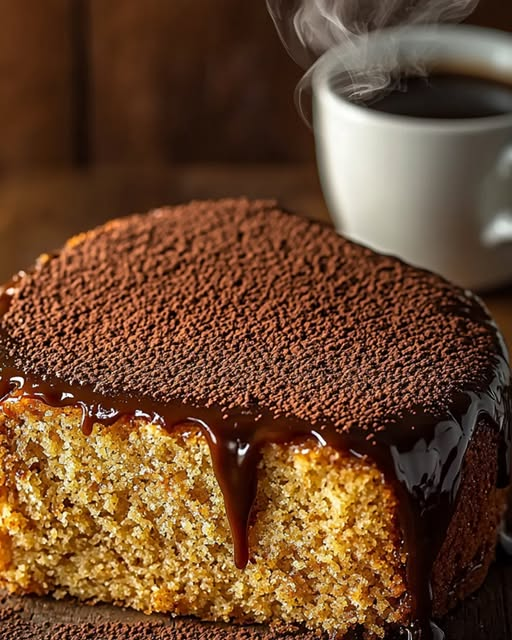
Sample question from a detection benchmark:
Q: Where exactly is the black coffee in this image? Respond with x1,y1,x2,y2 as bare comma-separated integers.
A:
366,71,512,119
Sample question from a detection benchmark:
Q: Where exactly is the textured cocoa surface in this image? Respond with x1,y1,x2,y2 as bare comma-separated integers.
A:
1,198,503,432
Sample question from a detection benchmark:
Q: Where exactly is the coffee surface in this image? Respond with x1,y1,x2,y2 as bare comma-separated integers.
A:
366,72,512,119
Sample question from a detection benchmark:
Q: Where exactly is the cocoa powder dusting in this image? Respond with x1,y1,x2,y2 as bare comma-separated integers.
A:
0,198,502,429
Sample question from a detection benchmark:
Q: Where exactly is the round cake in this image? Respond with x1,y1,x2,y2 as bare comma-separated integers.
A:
0,198,509,639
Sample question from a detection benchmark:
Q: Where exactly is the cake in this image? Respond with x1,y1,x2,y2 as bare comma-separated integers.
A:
0,198,509,639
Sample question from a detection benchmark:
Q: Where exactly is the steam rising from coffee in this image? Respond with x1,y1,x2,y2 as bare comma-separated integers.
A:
266,0,480,120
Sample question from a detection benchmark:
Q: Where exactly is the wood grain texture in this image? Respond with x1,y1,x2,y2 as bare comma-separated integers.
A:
0,0,73,171
469,0,512,29
87,0,512,167
0,2,511,169
88,0,313,164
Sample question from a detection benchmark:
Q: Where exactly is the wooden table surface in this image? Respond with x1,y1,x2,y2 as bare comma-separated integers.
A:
0,165,511,640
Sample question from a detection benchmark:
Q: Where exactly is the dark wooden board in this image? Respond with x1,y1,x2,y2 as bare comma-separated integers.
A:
1,553,512,639
0,0,73,171
88,0,312,164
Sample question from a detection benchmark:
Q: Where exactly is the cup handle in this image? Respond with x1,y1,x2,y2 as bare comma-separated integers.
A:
481,147,512,247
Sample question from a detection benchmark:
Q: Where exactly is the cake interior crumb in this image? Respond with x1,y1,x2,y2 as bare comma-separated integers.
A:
0,398,408,638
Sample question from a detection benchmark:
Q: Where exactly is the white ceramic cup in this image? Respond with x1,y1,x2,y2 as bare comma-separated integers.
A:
312,25,512,290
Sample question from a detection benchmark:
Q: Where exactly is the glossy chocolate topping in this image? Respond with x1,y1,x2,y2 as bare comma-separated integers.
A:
0,198,510,640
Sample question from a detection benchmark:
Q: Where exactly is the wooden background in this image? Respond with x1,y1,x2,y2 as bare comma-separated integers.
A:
0,0,511,171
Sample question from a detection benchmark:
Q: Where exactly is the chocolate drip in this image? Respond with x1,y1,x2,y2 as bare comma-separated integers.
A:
0,340,509,639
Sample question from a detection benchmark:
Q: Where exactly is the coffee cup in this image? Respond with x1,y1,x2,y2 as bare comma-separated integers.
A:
312,25,512,290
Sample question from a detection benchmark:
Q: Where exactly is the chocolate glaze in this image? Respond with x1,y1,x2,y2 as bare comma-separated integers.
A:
0,199,510,640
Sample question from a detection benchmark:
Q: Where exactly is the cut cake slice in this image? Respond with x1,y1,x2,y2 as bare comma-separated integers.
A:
0,198,509,639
